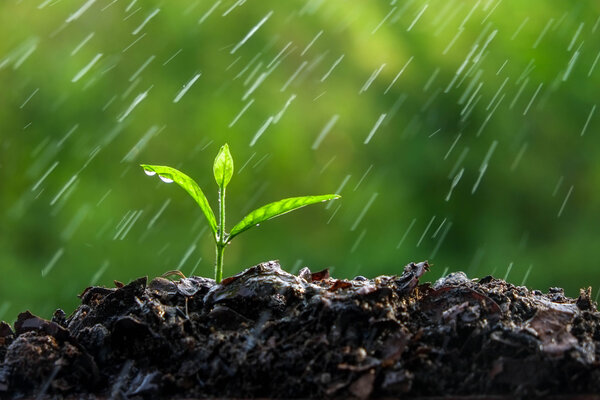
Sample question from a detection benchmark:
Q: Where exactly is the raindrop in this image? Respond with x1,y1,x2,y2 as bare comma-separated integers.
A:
423,67,440,92
222,0,245,16
20,88,39,109
563,44,581,82
580,104,596,136
487,77,508,110
359,63,385,94
31,161,59,191
230,10,273,54
445,43,478,92
122,125,163,163
272,94,296,123
144,169,156,176
521,264,534,286
442,27,464,56
122,32,146,53
364,113,386,144
114,210,144,240
432,218,447,239
148,198,171,229
511,17,529,40
229,98,254,127
567,22,584,52
477,93,505,136
459,0,480,29
353,165,373,191
444,133,461,160
350,229,367,253
327,174,350,209
125,0,138,12
66,0,96,23
173,72,201,103
588,50,600,77
496,59,508,75
430,221,452,259
57,124,79,148
237,152,256,174
189,257,203,276
552,175,564,197
124,6,141,20
532,18,554,48
417,216,436,247
281,61,308,92
326,203,341,224
372,7,396,35
396,218,416,249
301,30,323,56
50,174,78,206
350,192,378,231
557,185,574,218
90,260,109,286
132,8,160,35
445,168,464,201
118,87,151,122
385,57,413,94
129,55,156,82
159,175,174,183
268,41,293,68
199,0,221,24
96,189,112,206
510,143,528,171
61,205,90,241
101,0,118,11
311,114,339,150
177,243,197,270
163,48,182,66
320,54,344,82
249,116,274,147
319,155,336,174
503,262,514,281
407,4,428,32
41,248,65,277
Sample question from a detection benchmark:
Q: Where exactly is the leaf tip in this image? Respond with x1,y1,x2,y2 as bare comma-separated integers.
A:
213,143,234,188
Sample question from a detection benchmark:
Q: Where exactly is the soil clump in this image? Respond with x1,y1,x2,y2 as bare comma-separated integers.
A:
1,260,600,399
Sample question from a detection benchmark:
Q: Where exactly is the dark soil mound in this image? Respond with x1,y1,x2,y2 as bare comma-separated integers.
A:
1,261,600,399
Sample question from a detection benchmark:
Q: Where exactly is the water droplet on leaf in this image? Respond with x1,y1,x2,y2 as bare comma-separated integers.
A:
144,169,156,176
159,175,174,183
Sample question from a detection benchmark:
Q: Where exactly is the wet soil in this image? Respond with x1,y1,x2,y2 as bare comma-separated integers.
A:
1,260,600,399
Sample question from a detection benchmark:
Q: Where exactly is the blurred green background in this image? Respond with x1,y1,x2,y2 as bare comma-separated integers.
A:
1,0,599,323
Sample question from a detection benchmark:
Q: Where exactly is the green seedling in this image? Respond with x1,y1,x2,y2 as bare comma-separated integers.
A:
141,144,340,283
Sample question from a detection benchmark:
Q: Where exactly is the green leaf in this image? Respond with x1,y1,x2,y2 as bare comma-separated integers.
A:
228,194,340,240
213,143,234,189
141,164,218,236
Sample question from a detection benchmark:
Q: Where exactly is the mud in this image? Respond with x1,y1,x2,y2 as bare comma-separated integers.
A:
1,260,600,399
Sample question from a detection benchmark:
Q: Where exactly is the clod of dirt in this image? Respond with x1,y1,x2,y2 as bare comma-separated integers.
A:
1,260,600,399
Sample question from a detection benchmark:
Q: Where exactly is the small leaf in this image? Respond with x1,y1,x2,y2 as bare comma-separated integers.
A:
213,144,234,189
229,194,340,240
141,164,218,236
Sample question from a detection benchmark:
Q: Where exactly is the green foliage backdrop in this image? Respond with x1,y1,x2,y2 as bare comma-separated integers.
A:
1,0,599,322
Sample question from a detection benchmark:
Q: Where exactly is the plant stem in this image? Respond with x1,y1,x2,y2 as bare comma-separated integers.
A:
215,187,226,283
215,243,225,283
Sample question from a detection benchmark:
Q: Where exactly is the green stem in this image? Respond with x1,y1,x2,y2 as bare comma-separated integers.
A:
215,243,225,283
215,187,226,283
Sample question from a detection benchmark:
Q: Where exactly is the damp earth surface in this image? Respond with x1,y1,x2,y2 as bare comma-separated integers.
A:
1,261,600,399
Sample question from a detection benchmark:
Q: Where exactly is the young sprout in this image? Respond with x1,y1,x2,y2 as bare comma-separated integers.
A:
141,144,340,283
